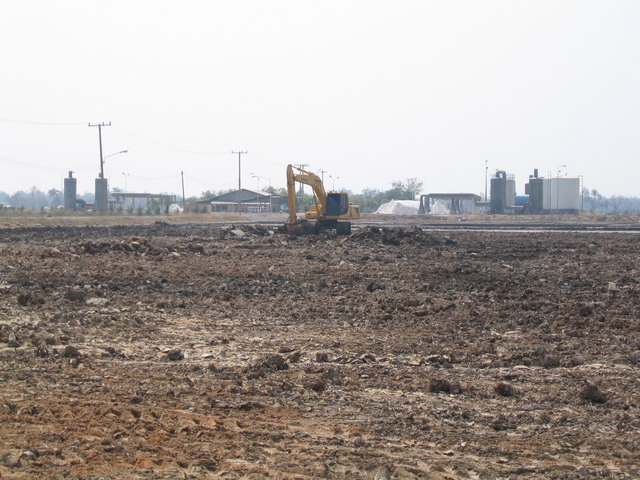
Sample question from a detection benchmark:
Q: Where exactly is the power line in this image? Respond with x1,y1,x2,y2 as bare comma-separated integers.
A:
111,125,224,156
0,155,84,172
0,117,86,126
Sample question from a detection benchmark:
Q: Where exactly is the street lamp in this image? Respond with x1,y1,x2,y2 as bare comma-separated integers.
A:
122,172,130,192
578,175,584,214
329,175,339,191
484,160,488,202
556,164,566,212
104,150,128,162
100,150,128,178
250,173,271,213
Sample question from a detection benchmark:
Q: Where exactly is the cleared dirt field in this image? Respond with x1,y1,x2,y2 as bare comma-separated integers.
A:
1,217,639,479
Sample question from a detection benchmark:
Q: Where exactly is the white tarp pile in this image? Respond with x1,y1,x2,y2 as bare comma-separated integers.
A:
168,204,184,214
430,200,450,214
375,200,420,214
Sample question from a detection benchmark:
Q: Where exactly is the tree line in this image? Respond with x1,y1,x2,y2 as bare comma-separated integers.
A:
580,189,640,214
0,188,71,210
1,183,639,215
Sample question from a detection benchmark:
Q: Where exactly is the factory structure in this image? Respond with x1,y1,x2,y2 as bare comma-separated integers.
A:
490,168,581,215
63,171,77,210
63,171,177,212
61,166,581,216
412,167,581,216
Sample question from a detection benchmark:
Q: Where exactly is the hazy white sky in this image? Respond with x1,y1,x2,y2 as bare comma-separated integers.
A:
1,0,638,198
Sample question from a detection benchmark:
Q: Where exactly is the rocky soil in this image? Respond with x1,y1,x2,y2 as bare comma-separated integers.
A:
1,221,639,479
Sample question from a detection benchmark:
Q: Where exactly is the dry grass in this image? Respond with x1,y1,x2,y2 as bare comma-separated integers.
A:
0,211,638,228
0,212,287,227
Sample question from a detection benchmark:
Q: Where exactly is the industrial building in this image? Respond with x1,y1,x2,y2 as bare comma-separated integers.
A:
63,172,178,213
488,168,581,215
187,189,286,213
525,169,581,214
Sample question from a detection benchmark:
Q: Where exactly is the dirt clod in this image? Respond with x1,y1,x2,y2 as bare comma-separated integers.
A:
429,378,462,394
17,293,44,306
495,382,518,397
315,352,330,363
165,349,184,361
63,346,80,358
581,383,607,404
257,354,288,371
64,289,87,302
373,466,392,480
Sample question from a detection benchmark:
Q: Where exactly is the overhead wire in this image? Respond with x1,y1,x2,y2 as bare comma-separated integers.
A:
0,117,87,126
0,164,66,188
0,155,94,174
110,125,227,156
0,118,288,193
182,173,237,194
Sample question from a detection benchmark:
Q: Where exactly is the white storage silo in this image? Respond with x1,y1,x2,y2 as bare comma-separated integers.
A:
542,177,580,213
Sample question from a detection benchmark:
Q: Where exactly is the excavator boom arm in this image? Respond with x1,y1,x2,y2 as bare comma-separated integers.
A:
286,164,327,225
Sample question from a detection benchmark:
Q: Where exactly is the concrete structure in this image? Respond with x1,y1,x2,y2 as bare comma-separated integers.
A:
418,193,481,214
110,193,176,212
63,171,77,210
95,178,108,213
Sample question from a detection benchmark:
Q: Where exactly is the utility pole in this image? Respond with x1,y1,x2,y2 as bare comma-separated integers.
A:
89,122,111,213
232,151,247,213
89,122,111,179
556,165,566,213
294,163,309,213
318,169,328,183
181,171,186,212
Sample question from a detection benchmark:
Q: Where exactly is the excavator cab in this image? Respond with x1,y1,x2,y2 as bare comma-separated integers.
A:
326,192,350,216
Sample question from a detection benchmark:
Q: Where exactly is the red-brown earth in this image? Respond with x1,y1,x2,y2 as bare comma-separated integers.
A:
1,218,639,479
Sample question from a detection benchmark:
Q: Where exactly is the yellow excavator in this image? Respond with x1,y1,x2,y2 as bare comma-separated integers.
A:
285,164,360,235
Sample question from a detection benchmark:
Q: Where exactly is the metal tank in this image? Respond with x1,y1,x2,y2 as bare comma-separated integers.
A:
542,177,580,213
489,170,516,214
525,169,580,214
525,169,544,214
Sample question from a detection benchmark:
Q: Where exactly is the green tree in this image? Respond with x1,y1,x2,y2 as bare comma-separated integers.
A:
404,178,424,200
264,186,287,196
198,188,235,200
609,195,623,214
384,178,424,201
47,188,62,208
350,188,386,213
